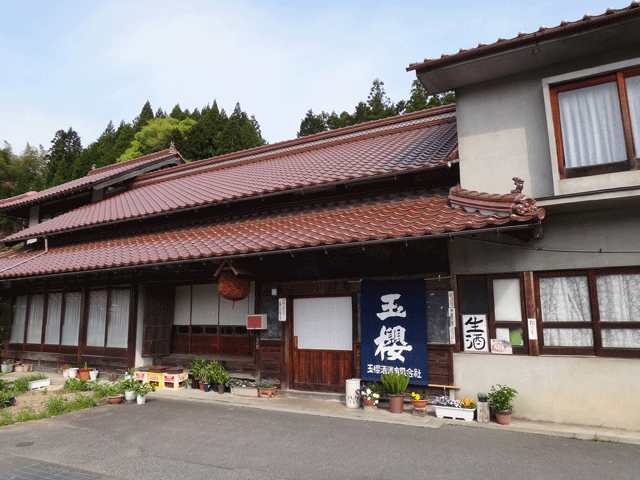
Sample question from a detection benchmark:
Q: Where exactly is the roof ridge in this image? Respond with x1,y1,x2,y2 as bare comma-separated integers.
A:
134,105,456,188
86,145,179,177
407,2,640,72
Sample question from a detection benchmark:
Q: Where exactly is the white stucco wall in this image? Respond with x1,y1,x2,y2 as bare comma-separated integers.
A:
453,352,640,430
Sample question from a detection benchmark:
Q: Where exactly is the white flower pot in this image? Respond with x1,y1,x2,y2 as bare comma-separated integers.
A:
124,390,136,402
136,394,146,405
434,405,476,421
1,364,12,373
68,368,78,378
89,369,98,380
62,368,69,377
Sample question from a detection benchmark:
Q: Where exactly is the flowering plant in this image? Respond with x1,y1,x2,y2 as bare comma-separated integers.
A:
432,396,476,409
358,382,380,404
411,392,427,401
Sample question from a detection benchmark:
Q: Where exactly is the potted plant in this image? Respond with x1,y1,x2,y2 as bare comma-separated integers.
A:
134,381,155,404
78,362,94,380
410,391,428,409
121,373,139,402
217,368,231,394
104,381,125,404
230,378,258,397
59,364,73,377
256,382,277,398
1,359,14,373
188,357,207,390
488,384,518,425
477,392,489,403
359,382,381,408
432,396,477,421
381,370,410,414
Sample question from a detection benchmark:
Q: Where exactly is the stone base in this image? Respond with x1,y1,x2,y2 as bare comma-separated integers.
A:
413,407,427,417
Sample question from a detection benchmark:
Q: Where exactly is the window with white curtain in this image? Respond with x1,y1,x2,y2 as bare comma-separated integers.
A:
538,270,640,355
551,68,640,178
10,295,27,344
25,294,45,344
44,293,62,345
61,292,81,346
86,290,108,347
106,289,130,348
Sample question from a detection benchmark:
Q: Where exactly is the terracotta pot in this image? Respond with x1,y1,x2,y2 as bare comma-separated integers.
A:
108,395,124,405
411,399,428,409
388,394,405,414
495,409,512,425
199,381,205,391
363,398,377,408
78,368,92,380
258,386,277,398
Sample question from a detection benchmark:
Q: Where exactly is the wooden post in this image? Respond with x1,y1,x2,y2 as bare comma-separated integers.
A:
477,401,490,423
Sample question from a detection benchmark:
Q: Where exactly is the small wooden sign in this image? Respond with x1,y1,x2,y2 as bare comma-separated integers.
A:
246,314,267,330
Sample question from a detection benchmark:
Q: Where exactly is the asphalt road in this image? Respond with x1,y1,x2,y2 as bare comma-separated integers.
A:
0,398,638,480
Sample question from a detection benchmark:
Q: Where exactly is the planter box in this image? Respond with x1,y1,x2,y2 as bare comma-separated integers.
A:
28,378,51,390
434,405,476,421
232,386,258,397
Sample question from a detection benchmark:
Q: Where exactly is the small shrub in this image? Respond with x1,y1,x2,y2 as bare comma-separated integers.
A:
66,395,97,412
0,410,13,426
64,378,90,392
16,407,36,422
12,374,47,393
0,389,16,408
45,395,66,416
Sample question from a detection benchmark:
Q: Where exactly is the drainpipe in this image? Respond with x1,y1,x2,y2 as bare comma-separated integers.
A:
0,236,48,274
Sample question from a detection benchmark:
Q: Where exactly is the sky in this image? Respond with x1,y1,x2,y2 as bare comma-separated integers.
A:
0,0,631,155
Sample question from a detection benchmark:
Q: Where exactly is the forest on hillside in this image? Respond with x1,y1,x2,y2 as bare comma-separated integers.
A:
0,80,453,206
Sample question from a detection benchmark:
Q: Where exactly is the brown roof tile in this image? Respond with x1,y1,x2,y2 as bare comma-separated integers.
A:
0,146,185,214
3,107,458,244
0,188,541,279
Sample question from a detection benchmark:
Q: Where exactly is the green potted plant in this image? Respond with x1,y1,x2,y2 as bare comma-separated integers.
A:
488,384,518,425
359,382,381,408
380,371,410,414
134,381,155,404
217,368,231,394
104,381,125,404
1,358,14,373
256,381,276,398
121,372,139,402
78,362,94,380
188,357,207,390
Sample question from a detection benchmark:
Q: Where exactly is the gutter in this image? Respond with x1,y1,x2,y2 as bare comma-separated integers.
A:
0,221,537,282
0,237,49,274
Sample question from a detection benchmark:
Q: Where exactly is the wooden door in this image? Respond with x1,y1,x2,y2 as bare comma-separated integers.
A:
292,296,354,392
142,285,175,357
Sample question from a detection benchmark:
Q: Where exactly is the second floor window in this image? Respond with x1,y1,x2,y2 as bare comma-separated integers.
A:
551,67,640,179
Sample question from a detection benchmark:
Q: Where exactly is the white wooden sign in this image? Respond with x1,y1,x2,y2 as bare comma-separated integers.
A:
278,298,287,322
528,318,538,340
462,314,489,352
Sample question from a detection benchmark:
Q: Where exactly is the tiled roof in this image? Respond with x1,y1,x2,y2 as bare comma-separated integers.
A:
2,106,458,244
0,188,543,279
407,2,640,72
0,146,185,214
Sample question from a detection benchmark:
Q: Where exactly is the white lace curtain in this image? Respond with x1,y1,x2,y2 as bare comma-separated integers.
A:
10,295,27,343
61,292,81,346
86,290,108,347
558,81,627,168
626,75,640,157
25,294,44,344
540,274,640,349
106,289,130,348
44,293,62,345
540,276,594,347
597,274,640,349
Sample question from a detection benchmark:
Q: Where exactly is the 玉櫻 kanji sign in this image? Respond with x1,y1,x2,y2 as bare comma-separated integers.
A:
361,280,428,386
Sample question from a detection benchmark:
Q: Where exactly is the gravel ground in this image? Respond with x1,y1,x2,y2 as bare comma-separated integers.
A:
4,384,99,422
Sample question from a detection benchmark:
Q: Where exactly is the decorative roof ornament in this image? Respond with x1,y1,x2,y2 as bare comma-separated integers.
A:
169,142,177,154
448,184,545,221
511,177,524,194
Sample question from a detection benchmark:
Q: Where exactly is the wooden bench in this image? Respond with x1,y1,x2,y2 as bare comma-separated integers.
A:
428,383,461,399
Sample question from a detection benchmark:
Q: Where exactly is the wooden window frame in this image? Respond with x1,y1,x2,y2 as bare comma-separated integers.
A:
456,274,529,355
535,268,640,358
550,67,640,179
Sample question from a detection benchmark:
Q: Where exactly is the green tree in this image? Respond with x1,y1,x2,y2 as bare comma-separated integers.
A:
45,128,82,188
133,100,154,131
117,116,196,162
12,144,46,196
297,109,327,138
218,103,266,155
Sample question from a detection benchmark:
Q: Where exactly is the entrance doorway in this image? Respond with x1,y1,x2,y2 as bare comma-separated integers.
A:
292,296,354,392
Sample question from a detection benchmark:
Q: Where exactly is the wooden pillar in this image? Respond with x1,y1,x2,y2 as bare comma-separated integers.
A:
477,400,490,423
523,272,539,356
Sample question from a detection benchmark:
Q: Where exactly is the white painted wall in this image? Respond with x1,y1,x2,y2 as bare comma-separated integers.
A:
453,352,640,430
